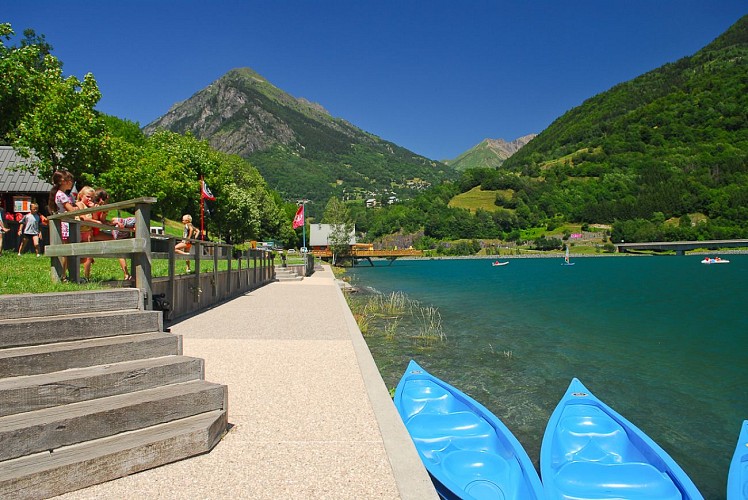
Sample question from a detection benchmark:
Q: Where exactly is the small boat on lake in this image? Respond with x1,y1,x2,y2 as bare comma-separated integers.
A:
728,420,748,499
541,378,703,500
561,246,575,266
394,359,544,499
492,260,509,266
701,257,730,264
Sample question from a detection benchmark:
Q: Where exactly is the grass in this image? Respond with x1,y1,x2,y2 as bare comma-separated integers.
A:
448,186,513,213
0,252,263,295
342,285,446,346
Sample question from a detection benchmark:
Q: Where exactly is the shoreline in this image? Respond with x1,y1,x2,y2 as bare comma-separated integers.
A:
391,248,748,261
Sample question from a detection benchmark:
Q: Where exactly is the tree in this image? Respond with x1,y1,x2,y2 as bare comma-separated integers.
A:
323,197,353,265
1,23,108,180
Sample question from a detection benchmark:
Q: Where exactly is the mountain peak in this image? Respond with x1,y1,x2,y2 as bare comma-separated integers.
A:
446,134,537,171
142,67,456,203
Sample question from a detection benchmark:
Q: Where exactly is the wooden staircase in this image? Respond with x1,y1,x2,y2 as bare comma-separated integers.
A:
274,266,303,282
0,289,228,499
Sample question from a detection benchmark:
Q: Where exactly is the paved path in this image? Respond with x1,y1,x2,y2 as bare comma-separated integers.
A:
58,265,436,499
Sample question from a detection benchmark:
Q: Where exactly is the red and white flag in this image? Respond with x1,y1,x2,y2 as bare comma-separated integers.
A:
201,181,216,201
292,205,304,229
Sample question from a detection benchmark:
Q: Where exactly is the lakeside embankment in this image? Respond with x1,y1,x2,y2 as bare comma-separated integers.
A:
393,248,748,261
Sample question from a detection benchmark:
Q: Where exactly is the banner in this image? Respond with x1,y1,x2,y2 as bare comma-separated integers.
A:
292,205,304,229
201,181,216,201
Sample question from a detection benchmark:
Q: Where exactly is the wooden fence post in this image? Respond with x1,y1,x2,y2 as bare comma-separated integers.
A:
133,201,153,309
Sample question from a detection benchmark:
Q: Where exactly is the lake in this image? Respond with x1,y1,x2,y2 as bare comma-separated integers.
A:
347,254,748,499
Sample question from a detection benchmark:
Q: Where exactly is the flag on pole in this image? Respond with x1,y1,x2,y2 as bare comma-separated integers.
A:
292,205,304,229
201,181,216,201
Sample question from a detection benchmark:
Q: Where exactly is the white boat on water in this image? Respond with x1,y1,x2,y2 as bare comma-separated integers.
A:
562,246,575,266
492,260,509,266
701,257,730,264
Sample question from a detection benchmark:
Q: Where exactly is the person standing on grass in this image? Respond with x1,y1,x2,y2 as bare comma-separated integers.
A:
75,186,99,281
0,201,9,256
17,203,43,257
48,170,76,280
92,188,131,281
175,214,199,273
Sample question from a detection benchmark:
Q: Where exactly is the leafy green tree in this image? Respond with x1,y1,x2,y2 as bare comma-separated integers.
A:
323,197,353,265
1,23,108,180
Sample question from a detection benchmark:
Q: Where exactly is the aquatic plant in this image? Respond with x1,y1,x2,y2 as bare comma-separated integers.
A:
383,317,400,340
415,306,445,344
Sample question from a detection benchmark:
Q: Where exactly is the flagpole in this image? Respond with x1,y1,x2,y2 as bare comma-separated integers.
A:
200,177,205,241
296,199,309,250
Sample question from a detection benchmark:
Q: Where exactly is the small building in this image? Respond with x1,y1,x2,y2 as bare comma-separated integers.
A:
309,223,356,253
0,146,52,251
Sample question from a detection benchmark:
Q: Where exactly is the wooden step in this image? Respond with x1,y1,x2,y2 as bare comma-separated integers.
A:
0,332,181,378
0,289,142,320
0,380,227,461
0,356,205,417
0,310,162,348
0,409,227,499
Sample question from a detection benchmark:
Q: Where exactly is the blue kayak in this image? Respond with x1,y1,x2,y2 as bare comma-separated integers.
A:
728,420,748,499
541,378,703,500
394,359,544,499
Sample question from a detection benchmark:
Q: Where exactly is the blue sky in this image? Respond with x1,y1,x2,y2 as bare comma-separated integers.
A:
4,1,746,161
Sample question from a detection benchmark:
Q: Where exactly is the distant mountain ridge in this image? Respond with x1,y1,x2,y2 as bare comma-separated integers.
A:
144,68,457,206
446,134,536,171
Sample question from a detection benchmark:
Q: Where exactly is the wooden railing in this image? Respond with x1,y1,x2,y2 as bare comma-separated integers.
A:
46,197,157,305
45,197,276,317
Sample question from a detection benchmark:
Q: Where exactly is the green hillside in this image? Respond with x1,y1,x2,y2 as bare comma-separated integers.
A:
499,14,748,237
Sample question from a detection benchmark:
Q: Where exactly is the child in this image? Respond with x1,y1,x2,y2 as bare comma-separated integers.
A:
0,201,9,256
92,188,132,281
175,214,199,273
17,203,43,256
47,170,75,280
75,186,98,280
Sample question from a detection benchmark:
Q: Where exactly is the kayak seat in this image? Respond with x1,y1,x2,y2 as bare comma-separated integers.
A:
399,380,460,419
407,411,500,461
552,461,681,500
441,450,526,500
554,406,644,465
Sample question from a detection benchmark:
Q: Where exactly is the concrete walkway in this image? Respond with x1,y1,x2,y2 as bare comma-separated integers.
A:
57,265,436,499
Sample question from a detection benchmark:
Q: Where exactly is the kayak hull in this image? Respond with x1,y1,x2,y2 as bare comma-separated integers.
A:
394,360,543,499
541,378,703,499
728,420,748,499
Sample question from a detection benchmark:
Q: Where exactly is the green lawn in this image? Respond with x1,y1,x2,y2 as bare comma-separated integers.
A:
448,186,512,213
0,252,270,295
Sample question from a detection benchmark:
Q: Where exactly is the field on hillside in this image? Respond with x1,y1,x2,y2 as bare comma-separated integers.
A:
448,186,512,213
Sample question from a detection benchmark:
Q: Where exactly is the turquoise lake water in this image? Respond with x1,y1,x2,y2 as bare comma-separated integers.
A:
348,254,748,499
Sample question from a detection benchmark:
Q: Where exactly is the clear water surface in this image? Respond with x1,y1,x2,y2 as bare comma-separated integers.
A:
348,254,748,499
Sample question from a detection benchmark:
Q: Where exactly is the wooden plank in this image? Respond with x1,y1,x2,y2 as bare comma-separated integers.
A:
0,380,226,461
0,332,181,378
0,289,141,320
0,310,163,349
47,197,157,220
44,238,147,258
0,410,227,499
0,355,204,416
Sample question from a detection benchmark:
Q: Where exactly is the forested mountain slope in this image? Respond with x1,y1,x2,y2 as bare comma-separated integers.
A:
499,15,748,234
144,68,457,209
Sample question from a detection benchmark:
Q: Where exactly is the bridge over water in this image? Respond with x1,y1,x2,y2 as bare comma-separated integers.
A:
312,248,423,266
616,239,748,255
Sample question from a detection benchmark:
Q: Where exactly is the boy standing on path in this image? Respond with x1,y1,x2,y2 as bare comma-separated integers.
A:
18,203,43,256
